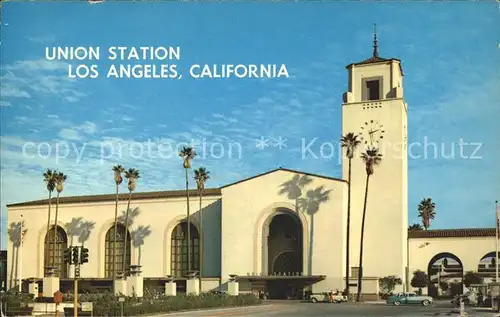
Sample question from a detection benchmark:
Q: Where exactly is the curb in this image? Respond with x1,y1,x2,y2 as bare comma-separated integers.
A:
152,304,269,316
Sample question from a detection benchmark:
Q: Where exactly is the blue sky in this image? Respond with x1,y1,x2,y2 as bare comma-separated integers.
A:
1,1,499,249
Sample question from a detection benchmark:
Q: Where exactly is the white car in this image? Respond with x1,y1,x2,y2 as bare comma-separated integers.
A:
310,292,347,303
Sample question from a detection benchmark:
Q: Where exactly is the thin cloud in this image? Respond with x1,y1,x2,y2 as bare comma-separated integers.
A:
1,59,87,103
27,34,56,44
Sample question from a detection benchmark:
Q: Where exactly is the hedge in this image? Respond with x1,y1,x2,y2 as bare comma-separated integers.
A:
2,291,261,317
1,292,34,307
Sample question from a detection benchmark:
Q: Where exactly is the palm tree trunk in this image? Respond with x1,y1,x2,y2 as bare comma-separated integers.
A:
356,174,370,302
345,158,352,300
53,192,61,275
185,168,191,274
112,184,119,279
308,214,315,276
199,192,203,291
9,244,15,289
121,191,132,278
46,192,52,270
138,247,142,267
14,246,19,290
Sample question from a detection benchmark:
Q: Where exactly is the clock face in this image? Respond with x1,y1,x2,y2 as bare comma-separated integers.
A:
360,120,385,146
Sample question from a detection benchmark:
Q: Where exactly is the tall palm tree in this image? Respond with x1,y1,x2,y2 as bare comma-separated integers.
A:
179,146,196,274
418,198,436,230
43,169,57,272
356,147,382,302
121,168,140,278
52,171,67,274
194,167,210,289
340,132,361,299
112,164,125,279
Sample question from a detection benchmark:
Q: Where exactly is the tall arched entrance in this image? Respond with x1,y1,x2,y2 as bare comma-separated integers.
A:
427,252,464,298
265,210,303,299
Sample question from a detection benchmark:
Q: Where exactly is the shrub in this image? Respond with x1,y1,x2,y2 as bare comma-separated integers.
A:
61,291,261,316
411,270,428,294
379,275,402,295
0,292,35,309
463,271,483,287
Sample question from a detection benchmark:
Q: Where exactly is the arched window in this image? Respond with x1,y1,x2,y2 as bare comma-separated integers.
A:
44,226,68,278
104,224,131,278
171,222,199,277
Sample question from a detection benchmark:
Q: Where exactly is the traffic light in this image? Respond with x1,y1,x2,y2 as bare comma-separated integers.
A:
80,247,89,264
63,248,72,264
72,246,79,265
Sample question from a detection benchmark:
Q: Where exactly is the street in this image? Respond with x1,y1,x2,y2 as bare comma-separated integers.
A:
159,300,498,317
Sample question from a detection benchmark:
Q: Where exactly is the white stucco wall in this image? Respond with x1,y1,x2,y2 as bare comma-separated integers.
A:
409,236,495,275
6,193,222,287
220,169,347,293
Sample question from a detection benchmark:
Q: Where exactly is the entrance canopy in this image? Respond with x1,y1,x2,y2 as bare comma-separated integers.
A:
241,275,326,290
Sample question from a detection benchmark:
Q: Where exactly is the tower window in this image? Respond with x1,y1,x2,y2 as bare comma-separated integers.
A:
366,80,380,100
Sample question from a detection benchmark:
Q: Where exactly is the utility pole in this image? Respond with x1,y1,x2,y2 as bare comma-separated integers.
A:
74,265,79,317
72,246,80,317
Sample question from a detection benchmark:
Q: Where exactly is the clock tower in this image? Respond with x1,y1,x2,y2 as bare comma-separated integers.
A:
341,29,408,290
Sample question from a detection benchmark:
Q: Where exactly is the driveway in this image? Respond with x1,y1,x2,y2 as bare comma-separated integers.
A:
159,300,498,317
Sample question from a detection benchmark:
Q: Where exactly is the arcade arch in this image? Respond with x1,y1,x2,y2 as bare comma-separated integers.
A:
427,252,463,297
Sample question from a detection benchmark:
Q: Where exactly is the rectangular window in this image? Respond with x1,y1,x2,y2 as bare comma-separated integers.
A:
366,80,380,100
351,267,360,278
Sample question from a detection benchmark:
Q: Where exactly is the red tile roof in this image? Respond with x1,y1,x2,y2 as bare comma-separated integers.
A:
408,228,495,238
345,56,403,75
7,188,222,207
7,167,345,207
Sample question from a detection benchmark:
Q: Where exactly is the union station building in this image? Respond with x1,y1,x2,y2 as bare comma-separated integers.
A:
5,48,497,298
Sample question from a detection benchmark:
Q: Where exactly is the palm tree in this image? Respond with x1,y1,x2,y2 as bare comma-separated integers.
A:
52,171,67,274
121,168,140,278
340,132,361,299
356,147,382,302
43,169,57,272
194,167,210,289
112,164,125,279
408,223,423,231
418,198,436,230
179,146,196,274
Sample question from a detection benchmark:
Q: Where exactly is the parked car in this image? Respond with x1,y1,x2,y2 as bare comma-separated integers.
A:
386,292,433,306
310,292,347,303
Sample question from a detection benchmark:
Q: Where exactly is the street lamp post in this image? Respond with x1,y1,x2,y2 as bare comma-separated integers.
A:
406,235,410,292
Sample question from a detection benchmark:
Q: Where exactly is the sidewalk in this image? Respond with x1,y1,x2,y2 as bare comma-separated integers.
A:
469,307,499,317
